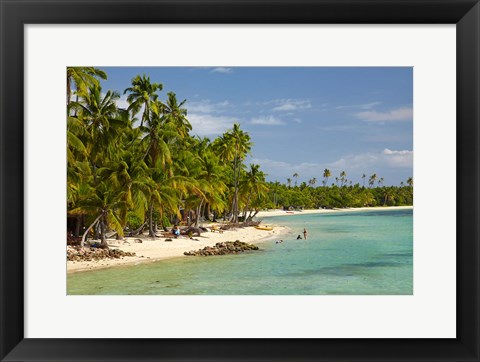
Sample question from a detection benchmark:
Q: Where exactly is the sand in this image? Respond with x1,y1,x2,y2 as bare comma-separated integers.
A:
67,223,289,273
256,205,413,218
67,206,412,273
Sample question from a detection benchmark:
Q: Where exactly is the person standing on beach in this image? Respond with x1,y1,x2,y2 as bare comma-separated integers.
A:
303,228,307,240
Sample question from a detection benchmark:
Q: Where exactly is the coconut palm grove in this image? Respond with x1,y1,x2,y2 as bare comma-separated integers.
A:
66,67,413,249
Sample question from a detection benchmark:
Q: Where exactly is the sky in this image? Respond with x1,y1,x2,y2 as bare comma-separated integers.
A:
99,67,413,186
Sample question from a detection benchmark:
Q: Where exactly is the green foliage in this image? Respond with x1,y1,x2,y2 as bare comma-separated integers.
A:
264,181,413,210
126,213,143,230
67,68,272,240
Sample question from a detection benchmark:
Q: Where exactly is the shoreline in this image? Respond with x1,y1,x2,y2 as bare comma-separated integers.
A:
255,205,413,218
67,206,411,274
67,223,290,274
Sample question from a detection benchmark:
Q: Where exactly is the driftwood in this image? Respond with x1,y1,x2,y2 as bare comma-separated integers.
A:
127,223,147,237
181,226,208,236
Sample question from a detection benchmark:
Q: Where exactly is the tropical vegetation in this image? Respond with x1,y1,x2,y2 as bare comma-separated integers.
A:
265,171,413,211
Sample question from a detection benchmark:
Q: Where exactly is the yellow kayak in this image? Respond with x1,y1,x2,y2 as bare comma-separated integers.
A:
255,226,273,231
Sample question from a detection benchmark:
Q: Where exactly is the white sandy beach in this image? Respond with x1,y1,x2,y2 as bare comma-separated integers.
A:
67,206,412,273
256,205,413,218
67,223,289,273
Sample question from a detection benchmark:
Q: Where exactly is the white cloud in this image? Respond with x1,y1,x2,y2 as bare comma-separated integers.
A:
211,67,233,74
187,100,229,114
114,94,130,110
100,93,130,110
356,107,413,122
336,101,380,110
329,149,413,170
272,99,312,112
382,148,410,155
251,150,412,184
293,118,302,123
249,158,323,182
251,157,320,174
187,113,237,136
251,158,292,169
184,99,236,135
381,148,414,168
250,115,285,125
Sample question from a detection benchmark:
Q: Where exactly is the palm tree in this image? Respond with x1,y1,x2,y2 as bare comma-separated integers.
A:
196,146,228,222
163,92,192,138
287,178,292,188
70,85,127,186
369,173,377,188
293,173,299,187
340,171,347,187
378,177,384,187
71,173,133,248
68,82,146,245
407,177,413,187
179,138,225,226
241,164,268,221
124,74,163,127
214,124,252,223
382,187,395,206
362,174,366,188
271,181,281,207
322,169,331,187
142,122,173,236
67,67,107,105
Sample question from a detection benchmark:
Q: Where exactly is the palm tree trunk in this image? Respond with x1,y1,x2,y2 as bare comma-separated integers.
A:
248,209,260,221
80,213,103,247
148,203,155,237
94,222,101,240
129,222,147,236
67,77,71,105
194,199,203,227
99,215,108,249
243,193,252,222
203,202,211,221
232,152,239,223
229,198,236,222
74,215,82,237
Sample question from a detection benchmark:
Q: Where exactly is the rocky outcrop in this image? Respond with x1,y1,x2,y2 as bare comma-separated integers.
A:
184,240,259,256
67,246,136,262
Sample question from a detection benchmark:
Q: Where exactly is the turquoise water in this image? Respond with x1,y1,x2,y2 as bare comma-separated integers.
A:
67,208,413,295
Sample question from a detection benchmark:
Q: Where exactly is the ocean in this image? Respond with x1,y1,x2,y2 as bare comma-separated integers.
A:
67,208,413,295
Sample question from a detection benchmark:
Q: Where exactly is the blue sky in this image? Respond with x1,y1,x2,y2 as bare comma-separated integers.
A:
99,67,413,186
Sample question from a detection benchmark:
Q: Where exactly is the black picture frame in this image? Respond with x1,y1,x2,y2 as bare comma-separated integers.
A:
1,1,479,361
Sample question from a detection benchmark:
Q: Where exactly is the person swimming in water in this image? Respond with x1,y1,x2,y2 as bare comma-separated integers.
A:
303,228,307,240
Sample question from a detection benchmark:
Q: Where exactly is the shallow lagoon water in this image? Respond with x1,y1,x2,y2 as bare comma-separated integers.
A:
67,208,413,295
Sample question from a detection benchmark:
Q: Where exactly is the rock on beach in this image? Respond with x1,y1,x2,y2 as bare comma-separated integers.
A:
67,246,136,262
184,240,259,256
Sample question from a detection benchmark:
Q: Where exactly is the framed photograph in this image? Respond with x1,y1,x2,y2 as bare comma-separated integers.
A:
1,0,479,361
